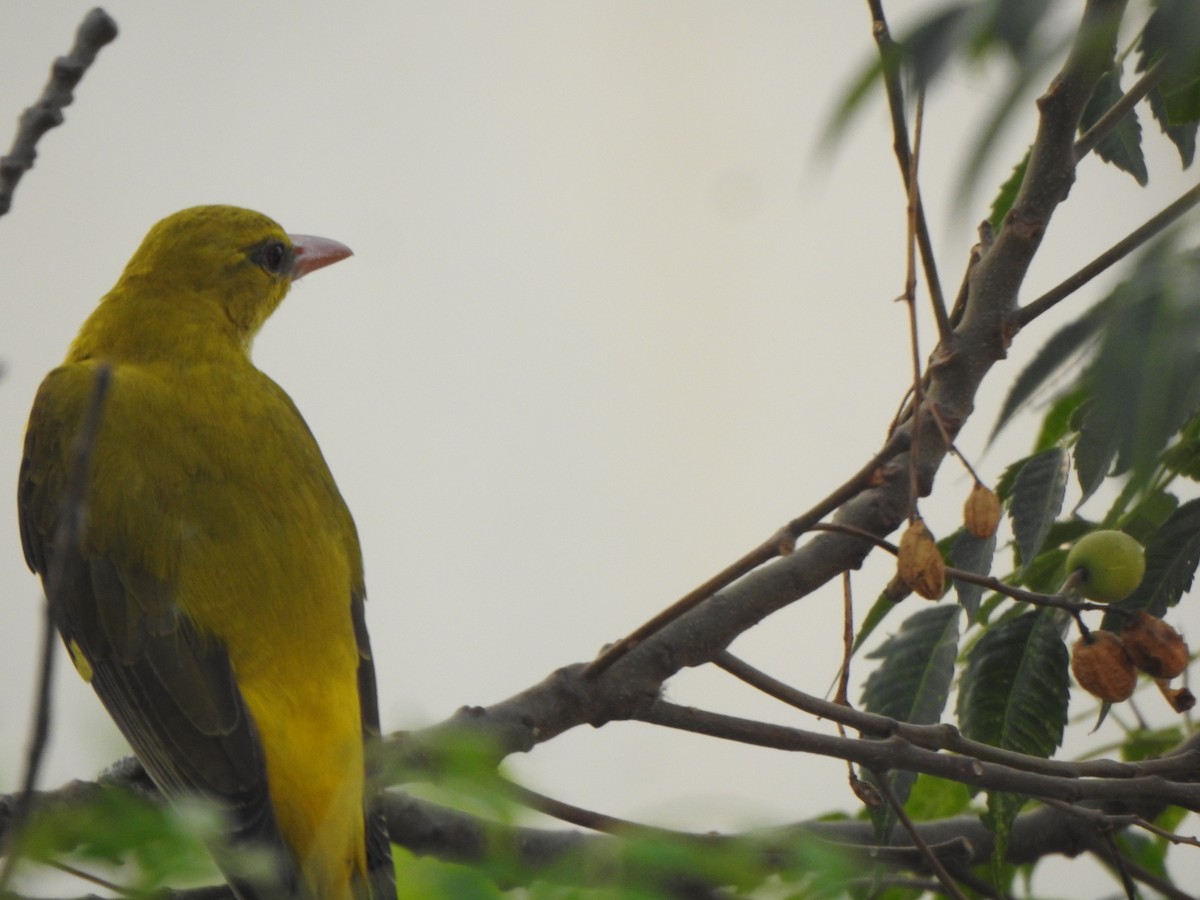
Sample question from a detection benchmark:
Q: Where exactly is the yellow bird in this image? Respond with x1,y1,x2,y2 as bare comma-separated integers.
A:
18,205,394,900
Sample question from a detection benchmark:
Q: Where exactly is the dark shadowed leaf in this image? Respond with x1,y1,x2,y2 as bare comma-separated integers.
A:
853,591,903,655
948,528,996,621
1034,387,1088,453
1009,447,1069,567
1080,66,1148,185
1139,0,1200,124
1074,398,1121,504
1146,84,1198,166
988,146,1030,234
990,311,1103,444
957,608,1069,758
1082,245,1200,494
1104,497,1200,627
863,604,961,725
862,605,961,838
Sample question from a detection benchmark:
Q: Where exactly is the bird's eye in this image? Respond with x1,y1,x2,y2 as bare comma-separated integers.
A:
253,240,290,276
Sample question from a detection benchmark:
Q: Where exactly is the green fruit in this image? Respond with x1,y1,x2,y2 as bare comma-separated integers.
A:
1065,530,1146,603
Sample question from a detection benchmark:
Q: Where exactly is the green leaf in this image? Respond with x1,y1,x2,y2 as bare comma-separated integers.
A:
983,793,1025,891
988,146,1030,234
1080,66,1148,185
1146,83,1197,166
947,528,996,621
1008,447,1070,567
904,773,972,822
957,608,1069,758
863,605,961,724
1160,429,1200,480
1078,244,1200,494
21,786,220,894
1118,490,1179,543
990,311,1103,444
1017,546,1070,594
1034,387,1088,452
1104,496,1200,626
853,590,902,654
1140,0,1200,124
1074,399,1121,504
862,605,961,838
1121,726,1185,762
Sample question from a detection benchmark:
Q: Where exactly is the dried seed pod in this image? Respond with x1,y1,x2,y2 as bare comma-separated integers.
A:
897,518,945,600
963,482,1001,539
1122,611,1190,679
1071,631,1137,702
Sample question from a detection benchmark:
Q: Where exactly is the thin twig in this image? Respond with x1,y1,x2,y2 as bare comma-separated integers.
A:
866,0,948,333
872,772,970,900
586,431,909,678
1016,180,1200,327
712,651,1195,781
904,91,928,516
0,8,118,217
637,700,1200,810
0,366,111,890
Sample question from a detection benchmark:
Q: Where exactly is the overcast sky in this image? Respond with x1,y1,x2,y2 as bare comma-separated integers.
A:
1,3,1197,896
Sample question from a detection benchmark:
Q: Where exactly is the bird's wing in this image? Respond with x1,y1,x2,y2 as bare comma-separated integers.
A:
351,589,395,899
18,365,294,897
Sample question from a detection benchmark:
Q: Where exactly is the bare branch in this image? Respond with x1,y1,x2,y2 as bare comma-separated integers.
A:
1016,179,1200,327
0,8,117,217
865,0,949,333
636,699,1200,810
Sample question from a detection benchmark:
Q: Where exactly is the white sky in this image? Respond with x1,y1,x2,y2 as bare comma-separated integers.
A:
1,3,1197,897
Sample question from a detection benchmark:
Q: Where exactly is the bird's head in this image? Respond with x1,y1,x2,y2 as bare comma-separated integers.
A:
114,205,351,346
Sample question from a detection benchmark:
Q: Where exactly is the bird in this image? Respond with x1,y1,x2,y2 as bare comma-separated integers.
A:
17,205,395,900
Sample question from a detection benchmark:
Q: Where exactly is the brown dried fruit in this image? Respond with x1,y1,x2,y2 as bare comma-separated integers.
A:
1156,679,1196,713
1122,611,1190,679
897,518,945,600
963,482,1001,539
1071,631,1137,702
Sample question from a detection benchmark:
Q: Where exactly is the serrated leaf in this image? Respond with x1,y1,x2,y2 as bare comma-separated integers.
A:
1008,447,1069,567
1104,496,1200,627
1118,490,1180,543
1140,0,1200,124
947,528,996,621
863,605,961,723
1147,84,1197,166
1082,246,1200,493
862,605,960,839
988,146,1030,234
990,312,1103,444
1160,431,1200,480
983,792,1025,891
1074,399,1120,504
957,608,1069,757
1034,387,1088,452
1088,67,1151,182
1080,66,1148,185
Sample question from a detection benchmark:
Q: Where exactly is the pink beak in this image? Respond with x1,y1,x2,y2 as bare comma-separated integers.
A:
289,233,353,280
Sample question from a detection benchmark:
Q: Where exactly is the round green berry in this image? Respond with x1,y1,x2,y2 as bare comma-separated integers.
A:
1065,530,1146,603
